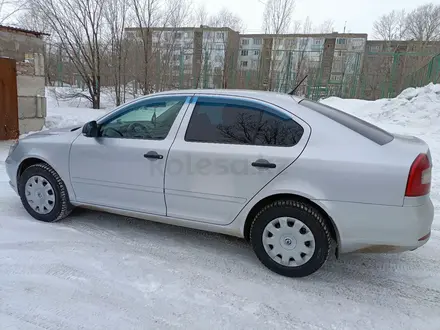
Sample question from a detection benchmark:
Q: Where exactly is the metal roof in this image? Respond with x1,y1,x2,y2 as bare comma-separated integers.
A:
0,25,49,37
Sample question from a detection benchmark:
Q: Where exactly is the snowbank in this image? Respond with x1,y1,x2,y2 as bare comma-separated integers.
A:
322,83,440,131
44,87,111,129
44,86,142,129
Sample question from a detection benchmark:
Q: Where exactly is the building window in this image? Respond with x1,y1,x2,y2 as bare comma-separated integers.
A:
185,55,191,60
252,60,258,68
241,39,249,45
254,50,260,56
253,38,262,45
241,61,248,67
216,44,223,51
175,32,182,39
216,32,224,39
214,55,223,62
314,39,322,45
337,38,347,45
284,39,295,48
330,74,342,82
333,61,343,71
241,50,248,56
335,50,342,57
369,45,380,52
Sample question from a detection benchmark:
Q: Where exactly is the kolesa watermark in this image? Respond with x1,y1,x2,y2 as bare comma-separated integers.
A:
148,153,277,177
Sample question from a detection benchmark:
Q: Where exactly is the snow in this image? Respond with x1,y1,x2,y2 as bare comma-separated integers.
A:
43,87,110,129
1,86,440,329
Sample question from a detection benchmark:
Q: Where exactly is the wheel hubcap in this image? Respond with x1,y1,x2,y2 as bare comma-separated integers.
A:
25,175,55,214
262,217,315,267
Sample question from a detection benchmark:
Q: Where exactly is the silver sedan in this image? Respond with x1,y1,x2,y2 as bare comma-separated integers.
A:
5,89,434,277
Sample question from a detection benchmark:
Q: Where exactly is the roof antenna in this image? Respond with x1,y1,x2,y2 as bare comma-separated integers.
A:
288,75,308,95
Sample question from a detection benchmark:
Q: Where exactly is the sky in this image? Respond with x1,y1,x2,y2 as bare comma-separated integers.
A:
193,0,423,37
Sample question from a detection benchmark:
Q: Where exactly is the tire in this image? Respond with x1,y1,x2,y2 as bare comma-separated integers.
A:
18,163,73,222
250,199,331,277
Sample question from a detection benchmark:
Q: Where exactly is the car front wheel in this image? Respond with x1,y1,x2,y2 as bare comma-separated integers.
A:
250,199,331,277
18,163,73,222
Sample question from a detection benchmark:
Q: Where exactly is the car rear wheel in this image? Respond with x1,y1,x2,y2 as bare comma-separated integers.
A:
250,199,331,277
18,163,73,222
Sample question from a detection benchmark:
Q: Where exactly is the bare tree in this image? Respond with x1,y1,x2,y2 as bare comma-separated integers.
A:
262,0,295,34
316,19,334,33
0,0,23,24
14,2,50,33
209,8,245,32
292,20,301,34
373,10,406,40
193,4,208,26
155,0,192,90
405,3,440,41
103,0,128,105
167,0,192,27
14,4,58,86
131,0,164,94
29,0,105,108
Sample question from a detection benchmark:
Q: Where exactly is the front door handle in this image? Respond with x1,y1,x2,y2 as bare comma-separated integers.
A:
144,151,163,160
251,159,276,169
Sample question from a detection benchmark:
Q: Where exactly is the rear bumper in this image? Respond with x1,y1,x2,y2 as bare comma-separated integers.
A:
320,197,434,254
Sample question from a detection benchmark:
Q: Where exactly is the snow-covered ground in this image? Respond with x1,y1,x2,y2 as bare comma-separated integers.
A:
1,85,440,329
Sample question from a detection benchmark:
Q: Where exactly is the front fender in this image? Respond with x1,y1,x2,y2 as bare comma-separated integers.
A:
10,140,76,202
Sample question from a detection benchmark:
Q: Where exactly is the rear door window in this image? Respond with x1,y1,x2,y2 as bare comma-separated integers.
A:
299,99,394,145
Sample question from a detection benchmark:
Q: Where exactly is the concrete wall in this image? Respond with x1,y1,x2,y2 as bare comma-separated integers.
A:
0,29,46,134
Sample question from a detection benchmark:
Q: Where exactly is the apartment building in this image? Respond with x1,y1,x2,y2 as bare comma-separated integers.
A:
125,26,239,90
124,26,440,100
237,33,368,95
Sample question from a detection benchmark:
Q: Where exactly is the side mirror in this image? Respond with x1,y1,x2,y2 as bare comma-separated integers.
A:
82,120,99,137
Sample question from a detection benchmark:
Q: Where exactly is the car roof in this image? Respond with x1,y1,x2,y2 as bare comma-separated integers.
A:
152,89,304,104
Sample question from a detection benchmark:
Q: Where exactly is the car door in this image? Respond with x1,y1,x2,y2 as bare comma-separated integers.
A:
69,94,192,215
164,95,310,225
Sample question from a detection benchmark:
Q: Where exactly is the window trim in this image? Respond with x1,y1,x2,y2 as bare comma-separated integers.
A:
183,95,305,147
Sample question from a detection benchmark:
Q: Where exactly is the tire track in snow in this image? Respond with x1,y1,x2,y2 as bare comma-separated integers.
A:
62,209,440,320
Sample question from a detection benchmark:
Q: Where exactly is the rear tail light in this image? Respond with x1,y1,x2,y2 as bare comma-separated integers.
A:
405,153,431,197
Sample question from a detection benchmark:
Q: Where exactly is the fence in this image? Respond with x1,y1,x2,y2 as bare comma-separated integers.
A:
49,47,440,102
356,52,440,100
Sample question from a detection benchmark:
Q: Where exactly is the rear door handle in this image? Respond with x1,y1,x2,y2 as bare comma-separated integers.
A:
251,159,276,169
144,151,163,160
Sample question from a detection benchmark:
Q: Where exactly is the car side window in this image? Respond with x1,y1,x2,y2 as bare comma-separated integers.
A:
99,96,187,140
185,98,304,146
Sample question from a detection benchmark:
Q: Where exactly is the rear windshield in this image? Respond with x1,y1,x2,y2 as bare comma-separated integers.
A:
299,99,394,146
